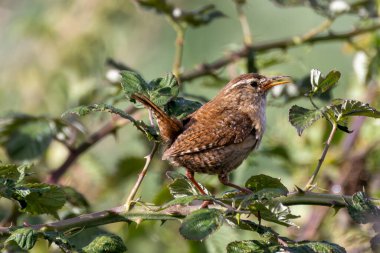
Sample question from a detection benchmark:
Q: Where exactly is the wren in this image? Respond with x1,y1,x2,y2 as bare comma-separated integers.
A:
131,73,291,194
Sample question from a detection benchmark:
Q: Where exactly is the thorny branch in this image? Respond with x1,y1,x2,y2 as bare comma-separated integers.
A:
1,191,378,237
180,23,380,81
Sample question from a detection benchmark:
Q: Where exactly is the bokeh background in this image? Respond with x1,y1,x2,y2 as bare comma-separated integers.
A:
0,0,379,252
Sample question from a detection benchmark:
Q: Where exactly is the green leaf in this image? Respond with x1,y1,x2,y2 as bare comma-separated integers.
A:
166,170,188,180
227,240,279,253
43,231,74,252
136,1,224,27
5,228,38,250
247,200,299,227
0,163,29,182
121,71,179,109
148,73,179,107
224,218,278,238
180,4,225,27
165,97,202,119
289,105,323,136
120,70,149,96
245,174,288,199
227,240,346,253
0,115,57,161
82,234,127,253
309,69,341,96
62,103,133,120
179,209,224,240
169,178,200,198
326,99,380,121
344,191,380,224
159,195,214,209
167,172,211,197
63,186,90,211
62,103,158,140
14,183,66,218
287,241,346,253
136,0,173,14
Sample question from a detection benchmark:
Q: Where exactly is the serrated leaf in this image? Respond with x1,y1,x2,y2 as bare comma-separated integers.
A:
167,172,211,197
166,170,188,180
136,0,173,14
248,200,299,227
0,163,28,181
225,218,277,237
227,240,279,253
179,209,224,240
326,99,380,121
159,195,214,209
309,69,341,96
62,103,158,140
5,228,38,250
43,231,74,252
14,183,66,218
287,241,346,253
165,97,202,119
63,186,90,210
289,105,323,136
181,4,225,27
344,191,380,224
169,178,200,198
120,70,149,96
147,73,179,107
62,103,133,120
82,234,127,253
245,174,289,199
0,115,56,161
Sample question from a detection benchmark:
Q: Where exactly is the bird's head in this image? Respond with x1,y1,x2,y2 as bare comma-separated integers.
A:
224,73,292,95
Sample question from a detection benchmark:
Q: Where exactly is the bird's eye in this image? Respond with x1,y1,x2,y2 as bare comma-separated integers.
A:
250,81,259,87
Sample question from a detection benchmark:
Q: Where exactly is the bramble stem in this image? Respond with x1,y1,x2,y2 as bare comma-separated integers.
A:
180,23,380,81
1,191,379,237
304,122,338,191
124,142,159,210
235,2,252,46
235,1,257,73
293,18,334,44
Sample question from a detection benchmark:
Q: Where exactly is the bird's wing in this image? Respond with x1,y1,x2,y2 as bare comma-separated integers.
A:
164,108,258,157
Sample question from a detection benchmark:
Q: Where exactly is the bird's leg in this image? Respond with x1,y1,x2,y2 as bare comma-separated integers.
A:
219,174,260,223
218,174,252,194
185,169,211,208
185,169,207,195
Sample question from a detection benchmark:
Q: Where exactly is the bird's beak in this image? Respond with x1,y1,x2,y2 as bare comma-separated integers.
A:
263,75,292,91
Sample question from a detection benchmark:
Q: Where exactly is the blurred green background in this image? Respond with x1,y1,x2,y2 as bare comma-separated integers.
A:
0,0,379,252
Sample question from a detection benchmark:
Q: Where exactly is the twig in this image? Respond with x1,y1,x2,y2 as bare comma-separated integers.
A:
234,1,257,73
46,106,137,184
180,23,380,81
169,19,186,80
293,18,334,44
235,1,252,46
304,122,338,191
124,142,159,210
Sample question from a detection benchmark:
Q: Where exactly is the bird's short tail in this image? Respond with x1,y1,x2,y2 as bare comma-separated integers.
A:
131,94,183,143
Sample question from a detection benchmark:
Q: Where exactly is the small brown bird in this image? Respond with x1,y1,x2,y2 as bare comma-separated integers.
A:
132,73,291,194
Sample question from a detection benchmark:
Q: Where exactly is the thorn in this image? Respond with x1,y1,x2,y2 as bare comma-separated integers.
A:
135,218,143,225
332,205,341,216
294,185,305,193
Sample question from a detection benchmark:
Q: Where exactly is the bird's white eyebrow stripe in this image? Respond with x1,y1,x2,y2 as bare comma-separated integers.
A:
230,78,255,88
